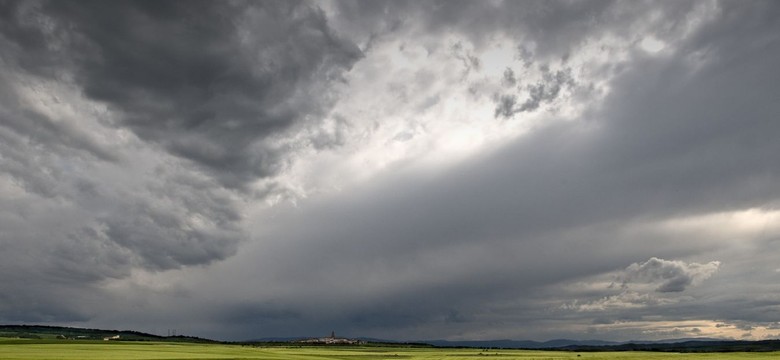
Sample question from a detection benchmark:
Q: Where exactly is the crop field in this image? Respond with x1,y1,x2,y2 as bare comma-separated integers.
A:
2,339,780,360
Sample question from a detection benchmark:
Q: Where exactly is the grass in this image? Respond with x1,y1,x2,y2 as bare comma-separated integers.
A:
2,339,780,360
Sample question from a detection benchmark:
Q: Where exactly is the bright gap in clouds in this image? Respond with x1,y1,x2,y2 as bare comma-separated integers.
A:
257,33,612,202
254,37,538,201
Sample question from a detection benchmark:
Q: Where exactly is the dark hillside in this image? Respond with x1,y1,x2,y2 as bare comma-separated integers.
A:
0,325,216,343
559,339,780,352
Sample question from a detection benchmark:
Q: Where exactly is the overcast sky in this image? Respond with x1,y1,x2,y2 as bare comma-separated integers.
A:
1,0,780,342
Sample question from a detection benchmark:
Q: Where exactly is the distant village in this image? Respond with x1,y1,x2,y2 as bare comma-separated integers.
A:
296,331,364,345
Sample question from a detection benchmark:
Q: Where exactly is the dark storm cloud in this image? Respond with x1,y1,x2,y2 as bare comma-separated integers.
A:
2,0,361,188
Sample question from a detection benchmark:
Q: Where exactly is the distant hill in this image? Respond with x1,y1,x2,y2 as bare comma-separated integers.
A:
421,337,780,352
559,339,780,352
421,338,622,349
0,325,216,343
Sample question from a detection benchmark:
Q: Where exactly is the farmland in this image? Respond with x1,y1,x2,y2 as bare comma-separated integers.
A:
2,339,780,360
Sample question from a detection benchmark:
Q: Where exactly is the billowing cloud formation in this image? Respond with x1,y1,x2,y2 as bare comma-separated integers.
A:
2,0,360,188
619,257,720,293
566,257,720,314
2,0,780,343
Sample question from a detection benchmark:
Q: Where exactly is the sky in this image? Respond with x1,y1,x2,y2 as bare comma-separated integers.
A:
1,0,780,342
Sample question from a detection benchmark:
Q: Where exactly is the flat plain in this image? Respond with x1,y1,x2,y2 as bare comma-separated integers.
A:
3,339,780,360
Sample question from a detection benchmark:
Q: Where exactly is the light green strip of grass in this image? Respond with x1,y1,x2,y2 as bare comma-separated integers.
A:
2,341,780,360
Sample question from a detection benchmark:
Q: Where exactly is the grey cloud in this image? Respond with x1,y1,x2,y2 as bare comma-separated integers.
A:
0,284,95,323
0,104,119,163
0,87,244,280
618,258,720,293
48,228,134,283
494,67,574,118
309,116,351,151
501,67,517,88
737,323,755,331
452,41,481,76
0,235,111,323
444,309,468,324
0,129,62,198
215,302,301,327
92,166,245,271
2,0,361,188
101,200,241,271
493,94,517,119
519,68,574,111
0,74,118,199
0,151,246,313
0,93,240,325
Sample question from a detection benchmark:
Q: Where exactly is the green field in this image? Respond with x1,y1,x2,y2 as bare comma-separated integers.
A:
2,339,780,360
